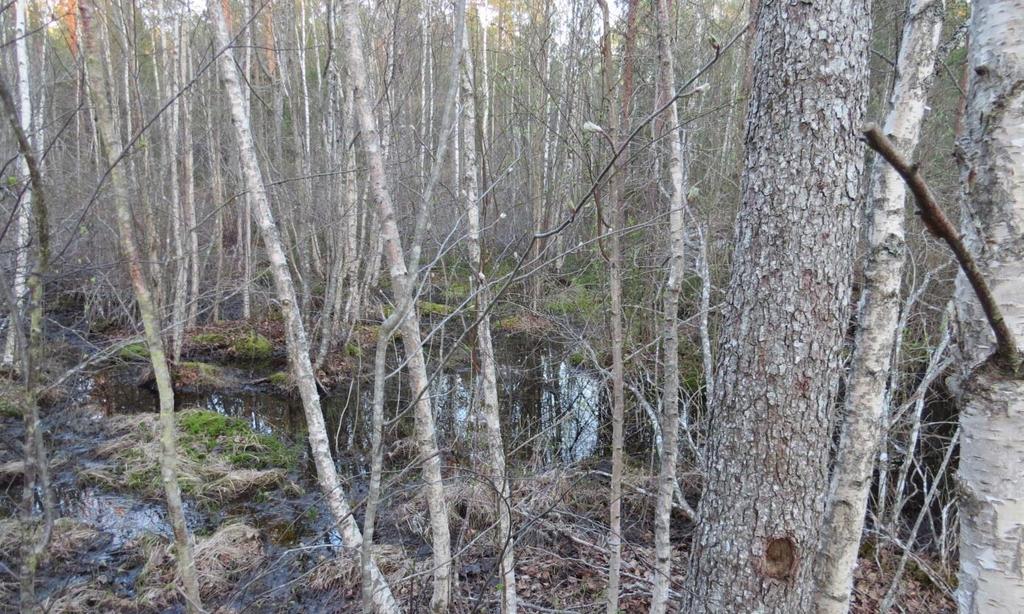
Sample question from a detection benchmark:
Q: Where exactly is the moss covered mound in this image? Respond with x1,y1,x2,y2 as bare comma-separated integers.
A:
83,410,301,503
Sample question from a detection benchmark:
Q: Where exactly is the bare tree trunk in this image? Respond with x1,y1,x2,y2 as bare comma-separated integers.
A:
462,17,517,612
339,1,453,609
180,36,199,330
0,65,53,614
813,1,944,610
682,0,870,609
595,3,624,611
166,25,187,362
953,1,1024,610
650,0,690,610
80,3,203,610
3,0,33,367
207,4,400,611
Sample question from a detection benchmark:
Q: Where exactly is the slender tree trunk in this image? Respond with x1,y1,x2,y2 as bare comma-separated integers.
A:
339,1,453,609
207,3,400,611
813,1,944,610
3,0,33,367
650,0,690,610
682,0,870,609
180,38,199,330
0,65,53,614
462,17,517,612
953,1,1024,611
80,3,203,610
594,3,625,611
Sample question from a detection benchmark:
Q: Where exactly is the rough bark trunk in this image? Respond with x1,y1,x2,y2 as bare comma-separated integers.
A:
682,0,870,609
80,3,203,610
339,2,453,609
813,1,944,611
953,1,1024,611
208,3,400,611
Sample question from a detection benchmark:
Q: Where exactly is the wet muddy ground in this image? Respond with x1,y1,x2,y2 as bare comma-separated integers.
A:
0,321,955,612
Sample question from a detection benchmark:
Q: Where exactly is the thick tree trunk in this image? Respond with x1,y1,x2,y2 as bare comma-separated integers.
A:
650,0,690,611
953,1,1024,611
339,2,453,609
80,3,203,610
813,1,944,611
207,4,400,611
682,0,870,610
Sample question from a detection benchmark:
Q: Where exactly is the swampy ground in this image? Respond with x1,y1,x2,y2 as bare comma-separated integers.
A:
0,315,954,612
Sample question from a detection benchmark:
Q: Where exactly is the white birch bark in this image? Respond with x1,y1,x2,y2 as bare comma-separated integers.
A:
953,1,1024,611
339,2,453,609
80,4,202,610
461,19,517,612
207,4,400,611
813,1,944,611
4,0,33,367
650,0,690,610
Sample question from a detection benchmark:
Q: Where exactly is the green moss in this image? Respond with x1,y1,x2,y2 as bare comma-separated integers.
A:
178,410,298,471
0,390,20,418
442,280,471,302
267,371,292,387
568,351,586,367
232,331,273,361
546,286,602,319
118,342,149,361
191,332,229,347
344,343,362,358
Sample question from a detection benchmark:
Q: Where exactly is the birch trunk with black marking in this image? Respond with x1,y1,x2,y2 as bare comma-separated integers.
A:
651,0,690,610
683,0,870,609
461,17,517,612
339,1,453,609
207,3,400,611
80,3,202,610
813,1,944,611
3,0,33,367
954,1,1024,611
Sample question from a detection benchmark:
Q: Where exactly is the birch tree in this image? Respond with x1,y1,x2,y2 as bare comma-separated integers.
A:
952,1,1024,610
207,3,400,611
339,1,455,610
813,1,944,610
650,0,691,610
3,0,34,367
461,16,517,611
683,0,870,609
79,2,202,610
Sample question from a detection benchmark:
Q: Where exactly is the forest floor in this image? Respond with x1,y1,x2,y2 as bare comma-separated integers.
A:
0,317,955,612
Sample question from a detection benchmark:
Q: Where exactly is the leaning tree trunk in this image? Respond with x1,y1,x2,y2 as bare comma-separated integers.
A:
812,1,944,611
953,1,1024,611
207,3,400,611
339,1,453,610
79,3,203,611
682,0,870,610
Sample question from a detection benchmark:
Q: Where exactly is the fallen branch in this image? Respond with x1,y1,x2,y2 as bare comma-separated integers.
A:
862,124,1020,372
